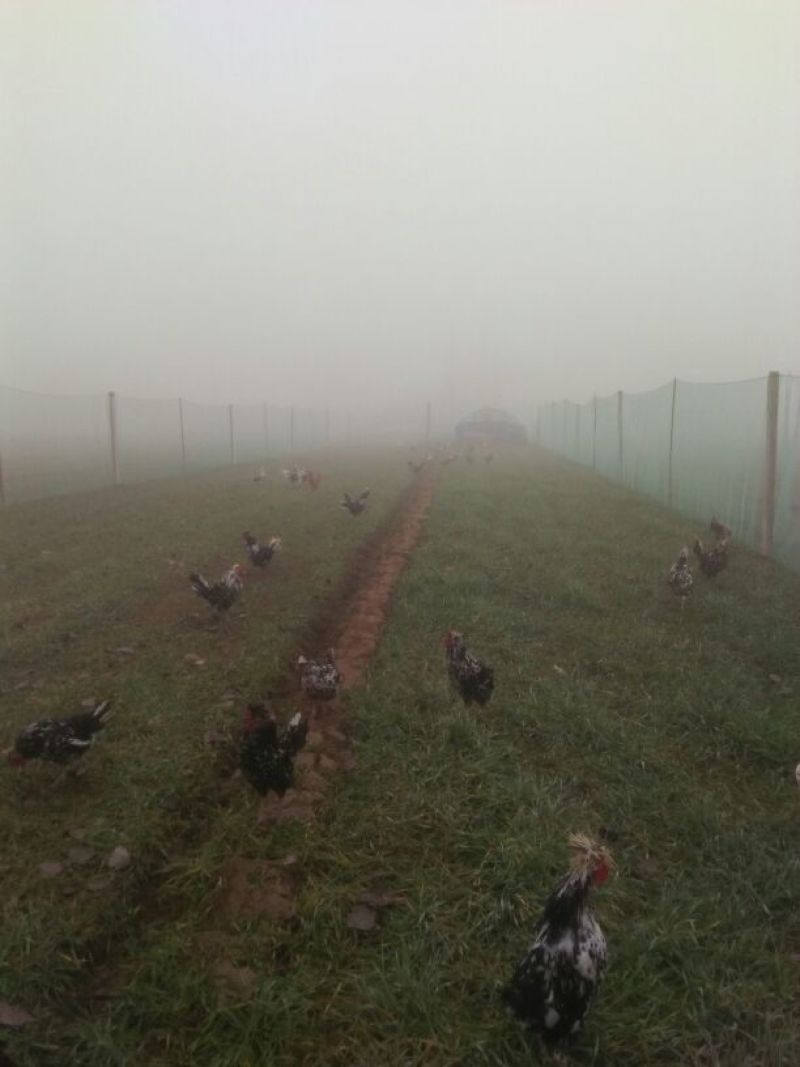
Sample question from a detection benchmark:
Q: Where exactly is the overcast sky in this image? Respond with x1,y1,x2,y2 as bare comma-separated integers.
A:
1,1,798,418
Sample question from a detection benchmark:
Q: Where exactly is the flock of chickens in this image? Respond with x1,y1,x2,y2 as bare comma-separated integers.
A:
667,516,732,608
2,459,742,1050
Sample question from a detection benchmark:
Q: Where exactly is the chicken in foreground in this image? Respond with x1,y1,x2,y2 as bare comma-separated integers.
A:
6,700,113,768
297,651,342,701
667,547,693,608
444,630,494,706
243,533,282,568
189,564,244,611
239,703,308,796
503,834,614,1042
340,489,370,516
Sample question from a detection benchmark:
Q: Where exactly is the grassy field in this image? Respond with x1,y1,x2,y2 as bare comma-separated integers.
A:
4,449,800,1065
0,450,412,1064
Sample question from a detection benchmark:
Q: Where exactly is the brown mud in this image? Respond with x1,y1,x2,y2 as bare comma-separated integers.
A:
254,470,436,829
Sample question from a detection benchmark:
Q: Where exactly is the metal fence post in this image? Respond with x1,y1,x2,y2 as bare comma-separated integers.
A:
762,371,780,555
178,398,186,473
228,404,236,463
617,390,624,476
667,377,677,506
108,391,120,485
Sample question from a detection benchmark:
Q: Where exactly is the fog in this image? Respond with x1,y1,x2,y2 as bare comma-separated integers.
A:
2,1,798,419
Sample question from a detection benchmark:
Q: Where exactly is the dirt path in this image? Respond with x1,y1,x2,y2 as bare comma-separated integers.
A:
255,470,436,824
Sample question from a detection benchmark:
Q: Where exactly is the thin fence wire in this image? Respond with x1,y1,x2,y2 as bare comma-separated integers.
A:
0,386,437,504
538,374,800,572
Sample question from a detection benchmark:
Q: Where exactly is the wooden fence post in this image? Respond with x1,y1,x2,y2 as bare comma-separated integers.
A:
228,404,236,463
667,377,677,506
575,403,581,460
108,391,120,485
617,390,624,476
761,371,780,555
178,398,186,473
592,394,598,469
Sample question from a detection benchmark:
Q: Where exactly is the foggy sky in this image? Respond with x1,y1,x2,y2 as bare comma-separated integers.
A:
2,1,798,419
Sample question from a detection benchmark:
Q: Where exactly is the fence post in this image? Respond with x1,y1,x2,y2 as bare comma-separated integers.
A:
761,371,780,555
178,398,186,473
108,391,120,485
561,401,567,453
617,390,623,476
228,404,236,464
667,377,677,506
262,403,269,457
592,394,598,470
574,404,581,460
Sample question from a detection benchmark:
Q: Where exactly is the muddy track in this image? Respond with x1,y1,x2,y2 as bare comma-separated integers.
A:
255,469,436,826
66,470,438,1011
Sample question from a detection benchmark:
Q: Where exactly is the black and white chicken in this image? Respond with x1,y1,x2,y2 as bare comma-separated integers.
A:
6,700,113,768
340,489,370,516
189,564,244,611
503,834,614,1042
667,547,693,609
444,630,494,706
239,703,308,796
297,651,342,701
243,533,282,568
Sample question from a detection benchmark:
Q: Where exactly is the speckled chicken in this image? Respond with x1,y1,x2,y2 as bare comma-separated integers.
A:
444,630,494,706
5,700,113,767
340,489,370,516
189,564,244,611
297,650,342,701
239,703,308,796
667,547,693,604
243,533,281,568
503,834,614,1042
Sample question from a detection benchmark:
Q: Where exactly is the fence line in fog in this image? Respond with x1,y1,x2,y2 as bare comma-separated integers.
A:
0,386,437,505
536,371,800,571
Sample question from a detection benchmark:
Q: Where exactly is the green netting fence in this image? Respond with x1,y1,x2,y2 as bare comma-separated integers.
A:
539,374,800,571
0,387,435,505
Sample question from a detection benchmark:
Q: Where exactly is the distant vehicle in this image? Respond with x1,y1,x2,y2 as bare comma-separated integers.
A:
454,406,528,446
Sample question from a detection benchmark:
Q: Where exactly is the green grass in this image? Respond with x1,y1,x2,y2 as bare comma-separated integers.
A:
0,450,411,1061
5,450,800,1065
